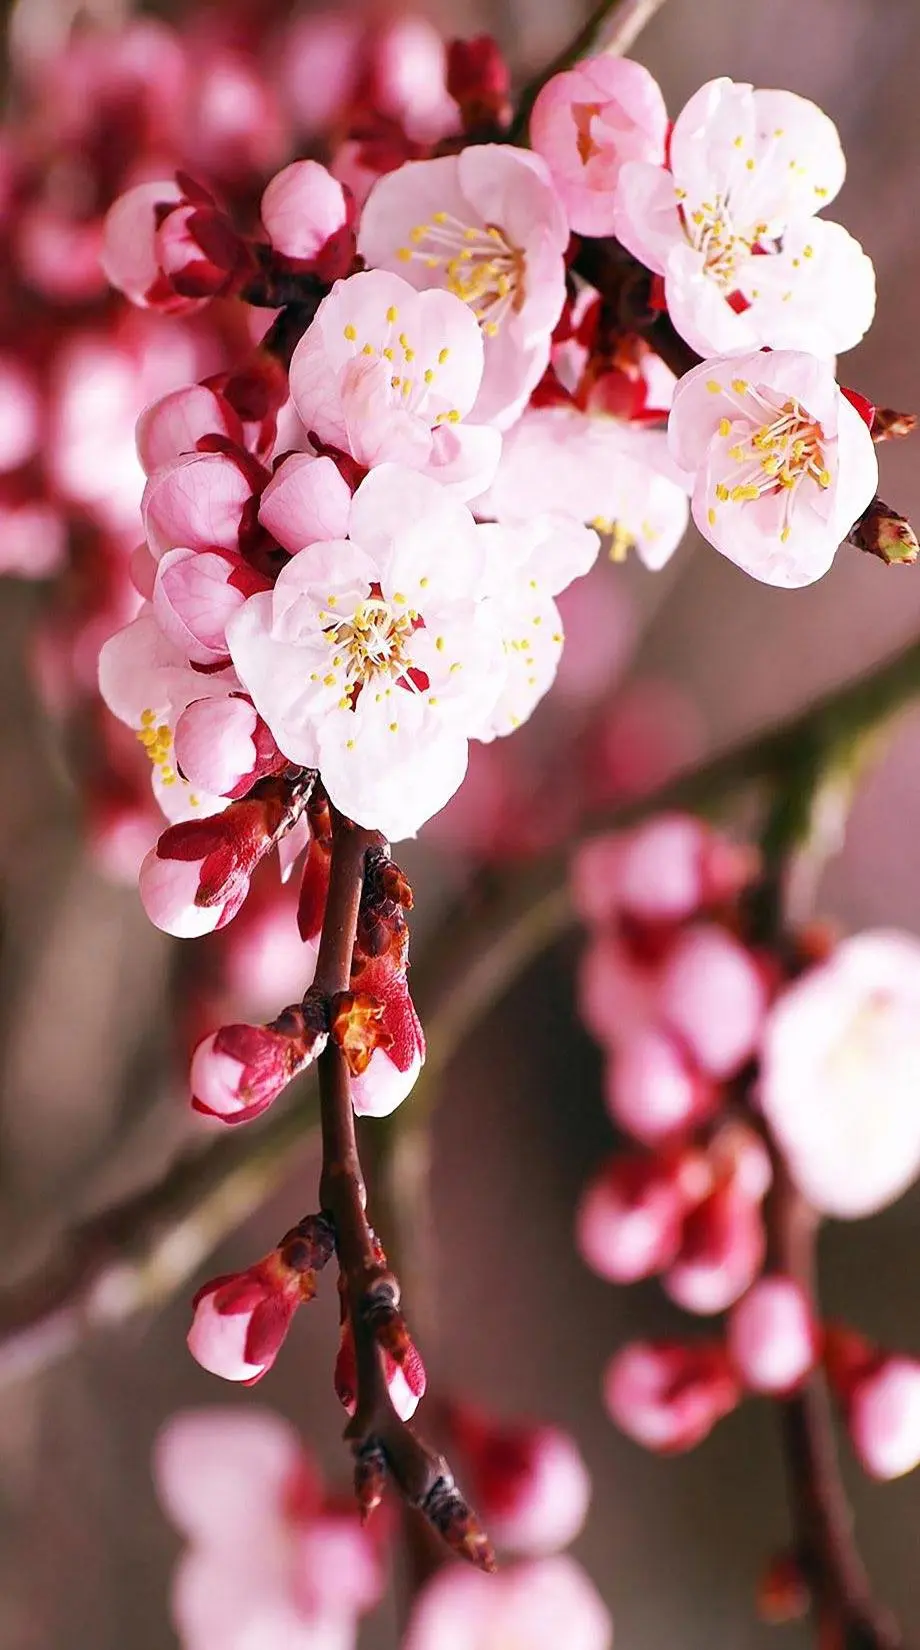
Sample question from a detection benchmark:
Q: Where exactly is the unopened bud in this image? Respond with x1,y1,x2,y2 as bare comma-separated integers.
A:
871,406,917,443
849,497,919,565
331,990,393,1075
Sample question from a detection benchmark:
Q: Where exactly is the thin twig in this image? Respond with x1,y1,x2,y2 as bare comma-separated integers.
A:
508,0,670,143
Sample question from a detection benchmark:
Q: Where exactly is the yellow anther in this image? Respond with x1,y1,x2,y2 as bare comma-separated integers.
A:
733,135,743,147
383,347,393,360
708,507,717,525
140,708,156,726
706,379,721,393
323,673,337,687
483,321,499,337
397,247,412,262
817,468,831,488
446,409,461,423
803,244,814,258
728,443,745,462
362,343,374,355
731,378,749,393
423,368,435,384
438,348,450,364
433,211,447,224
746,158,755,170
389,722,398,733
718,417,731,437
391,375,401,389
386,305,398,323
435,636,445,651
393,592,406,604
346,739,355,750
410,225,426,243
419,576,429,588
780,526,791,542
715,483,730,502
343,323,357,341
730,484,760,502
552,631,563,644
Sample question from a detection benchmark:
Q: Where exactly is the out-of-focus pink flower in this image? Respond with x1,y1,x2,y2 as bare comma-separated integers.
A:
657,923,767,1079
276,10,363,137
572,814,757,928
845,1358,920,1481
760,930,920,1218
155,1407,382,1650
101,178,243,314
604,1028,717,1146
358,146,569,428
446,36,511,132
663,1181,765,1314
613,77,875,358
604,1340,740,1453
403,1556,612,1650
577,1151,702,1284
0,495,67,577
191,1000,326,1124
668,350,878,587
727,1276,818,1394
289,269,500,499
0,354,41,472
446,1405,590,1556
530,56,667,237
578,931,659,1051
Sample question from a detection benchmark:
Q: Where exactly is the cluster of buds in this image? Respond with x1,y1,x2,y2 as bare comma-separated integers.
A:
575,813,920,1485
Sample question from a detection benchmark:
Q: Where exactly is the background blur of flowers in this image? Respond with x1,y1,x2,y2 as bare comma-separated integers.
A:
2,0,920,1645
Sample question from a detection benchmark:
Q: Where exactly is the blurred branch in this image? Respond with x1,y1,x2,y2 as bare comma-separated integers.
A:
508,0,669,143
3,632,920,1385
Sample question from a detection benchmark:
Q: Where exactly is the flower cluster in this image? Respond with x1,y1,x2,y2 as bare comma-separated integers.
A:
574,815,920,1481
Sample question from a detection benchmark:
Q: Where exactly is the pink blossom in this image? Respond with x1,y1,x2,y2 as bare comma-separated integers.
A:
155,1407,382,1650
759,930,920,1218
668,350,878,587
530,55,667,237
191,1003,327,1124
258,454,353,552
847,1359,920,1481
143,444,268,560
403,1557,612,1650
605,1029,716,1146
578,931,659,1051
136,385,245,475
657,923,767,1079
153,548,270,665
276,11,363,136
173,697,283,800
0,496,67,577
613,77,875,357
604,1340,740,1453
572,814,757,928
358,146,570,428
727,1276,818,1395
577,1151,704,1284
261,160,350,263
100,179,192,312
289,270,500,499
0,354,41,472
446,1406,590,1557
189,1217,334,1385
476,403,689,570
226,466,507,840
663,1182,765,1314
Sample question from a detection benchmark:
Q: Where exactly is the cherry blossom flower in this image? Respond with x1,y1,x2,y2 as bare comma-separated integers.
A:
155,1407,382,1650
403,1556,612,1650
226,466,508,840
613,77,876,358
846,1359,920,1481
288,269,500,499
668,349,878,587
530,55,667,237
358,146,570,427
657,923,767,1080
260,160,351,265
727,1276,818,1395
191,1000,327,1124
577,1151,701,1285
604,1029,717,1146
445,1405,591,1557
759,930,920,1218
604,1340,740,1453
572,814,758,928
477,403,688,571
101,177,249,314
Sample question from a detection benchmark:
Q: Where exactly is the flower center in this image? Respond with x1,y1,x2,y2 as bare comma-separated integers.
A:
320,593,424,711
681,196,763,289
137,708,177,785
707,378,831,543
398,212,525,336
572,101,603,166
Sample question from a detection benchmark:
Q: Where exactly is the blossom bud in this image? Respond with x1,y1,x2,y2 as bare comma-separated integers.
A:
663,1182,765,1316
152,549,270,665
657,923,767,1080
530,56,667,238
825,1328,920,1481
331,991,394,1075
353,1438,388,1523
191,996,329,1124
848,496,919,565
142,443,268,560
349,877,425,1117
604,1340,740,1453
140,776,309,938
572,815,757,930
420,1470,496,1573
604,1029,717,1146
173,697,284,801
101,177,249,313
136,385,245,476
727,1276,819,1395
188,1215,333,1383
258,453,352,554
334,1317,427,1422
576,1152,692,1285
444,1404,590,1557
446,36,511,132
260,161,352,270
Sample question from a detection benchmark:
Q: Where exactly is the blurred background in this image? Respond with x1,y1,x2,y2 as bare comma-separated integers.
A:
2,0,920,1645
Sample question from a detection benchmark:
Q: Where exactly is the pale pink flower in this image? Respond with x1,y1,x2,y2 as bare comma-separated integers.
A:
226,466,506,841
446,1407,590,1557
572,814,757,928
258,454,352,552
358,146,570,427
289,270,500,499
143,445,268,560
759,931,920,1218
476,403,689,571
261,161,349,262
604,1029,716,1146
136,385,245,475
657,923,767,1079
668,349,878,587
98,610,235,821
155,1407,381,1650
847,1359,920,1481
403,1557,611,1650
577,1152,692,1284
604,1340,740,1453
613,77,875,357
153,549,270,665
663,1181,765,1314
727,1276,818,1395
472,516,599,740
530,55,667,237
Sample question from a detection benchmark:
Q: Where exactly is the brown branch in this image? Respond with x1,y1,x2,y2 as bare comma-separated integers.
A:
508,0,670,143
767,1159,905,1649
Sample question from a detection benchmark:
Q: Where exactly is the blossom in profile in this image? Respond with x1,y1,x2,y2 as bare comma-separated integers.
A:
403,1556,611,1650
728,1275,818,1395
760,930,920,1217
358,145,570,427
530,54,667,236
613,77,875,358
445,1404,591,1557
668,349,878,587
155,1407,382,1650
605,1339,740,1453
